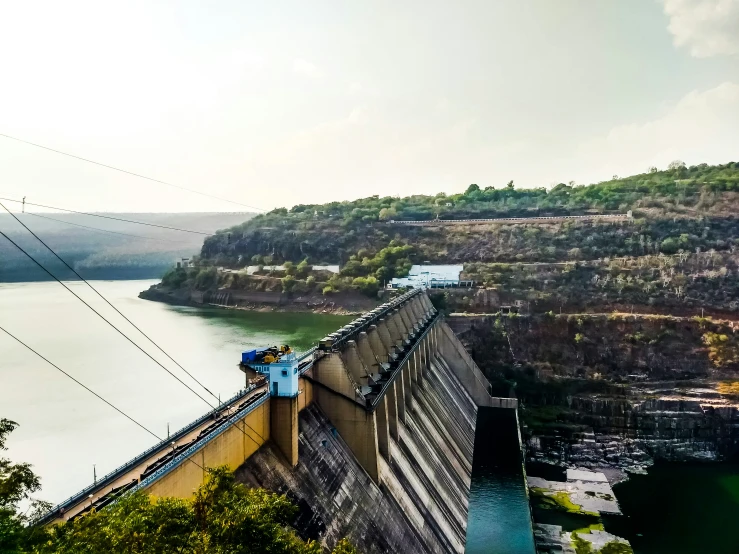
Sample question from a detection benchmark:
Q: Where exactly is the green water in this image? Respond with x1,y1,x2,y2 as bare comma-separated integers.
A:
0,280,350,504
604,463,739,554
466,408,536,554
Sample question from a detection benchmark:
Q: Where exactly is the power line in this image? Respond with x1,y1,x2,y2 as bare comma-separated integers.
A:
0,325,163,444
0,214,268,449
0,229,217,408
1,202,219,402
0,324,215,478
0,132,265,212
24,212,192,243
0,196,214,236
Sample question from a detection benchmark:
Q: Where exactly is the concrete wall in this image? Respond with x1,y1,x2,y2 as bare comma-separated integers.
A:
237,406,433,554
145,399,270,498
237,292,511,553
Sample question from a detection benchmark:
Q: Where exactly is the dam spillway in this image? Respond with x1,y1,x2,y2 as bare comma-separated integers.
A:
40,290,527,553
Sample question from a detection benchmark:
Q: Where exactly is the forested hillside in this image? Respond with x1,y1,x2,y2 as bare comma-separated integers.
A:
0,212,253,282
201,161,739,267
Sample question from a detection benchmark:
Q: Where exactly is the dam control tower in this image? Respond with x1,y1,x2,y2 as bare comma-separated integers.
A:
240,346,301,465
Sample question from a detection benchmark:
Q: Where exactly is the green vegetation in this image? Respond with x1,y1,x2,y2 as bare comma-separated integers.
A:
0,419,48,553
199,162,739,267
461,248,739,315
528,488,598,517
572,533,634,554
0,420,358,554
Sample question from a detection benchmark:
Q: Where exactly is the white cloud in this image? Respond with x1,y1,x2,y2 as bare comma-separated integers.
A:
576,82,739,179
661,0,739,57
292,58,322,78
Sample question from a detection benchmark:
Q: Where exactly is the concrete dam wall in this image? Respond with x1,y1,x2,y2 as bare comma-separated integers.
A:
238,293,514,553
238,346,479,553
42,290,520,553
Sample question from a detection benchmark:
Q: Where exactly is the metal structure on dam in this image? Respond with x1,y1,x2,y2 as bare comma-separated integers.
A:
40,289,521,553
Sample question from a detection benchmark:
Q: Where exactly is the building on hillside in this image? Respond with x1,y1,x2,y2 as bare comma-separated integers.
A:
175,257,191,269
389,264,474,289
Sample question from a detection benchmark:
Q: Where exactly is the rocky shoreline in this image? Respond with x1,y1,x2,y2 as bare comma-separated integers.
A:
138,284,379,316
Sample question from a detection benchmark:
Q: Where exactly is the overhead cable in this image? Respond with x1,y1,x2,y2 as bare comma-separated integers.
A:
0,202,219,402
0,132,265,212
25,212,191,243
0,229,217,408
1,208,267,449
0,196,213,235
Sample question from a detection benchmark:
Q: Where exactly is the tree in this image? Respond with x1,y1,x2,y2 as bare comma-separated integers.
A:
296,259,311,279
660,237,680,255
465,184,480,195
281,275,297,293
36,467,358,554
378,207,398,221
1,419,45,553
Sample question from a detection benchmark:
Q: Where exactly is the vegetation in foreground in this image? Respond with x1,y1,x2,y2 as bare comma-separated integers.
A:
0,419,358,554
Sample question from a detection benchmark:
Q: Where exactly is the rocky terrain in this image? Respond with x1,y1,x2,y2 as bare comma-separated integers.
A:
453,313,739,472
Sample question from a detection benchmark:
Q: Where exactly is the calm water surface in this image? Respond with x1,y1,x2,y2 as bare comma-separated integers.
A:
604,462,739,554
466,407,536,554
0,280,350,504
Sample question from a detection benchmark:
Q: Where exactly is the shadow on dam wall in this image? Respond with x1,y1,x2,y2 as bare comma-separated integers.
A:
465,407,536,554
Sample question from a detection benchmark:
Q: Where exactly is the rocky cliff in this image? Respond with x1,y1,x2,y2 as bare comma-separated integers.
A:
453,313,739,470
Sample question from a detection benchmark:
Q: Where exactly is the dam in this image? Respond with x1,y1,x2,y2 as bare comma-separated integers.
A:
39,289,532,553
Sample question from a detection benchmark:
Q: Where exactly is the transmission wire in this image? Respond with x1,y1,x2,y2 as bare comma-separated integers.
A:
0,132,265,212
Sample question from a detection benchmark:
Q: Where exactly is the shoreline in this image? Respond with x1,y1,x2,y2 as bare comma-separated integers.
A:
138,284,376,316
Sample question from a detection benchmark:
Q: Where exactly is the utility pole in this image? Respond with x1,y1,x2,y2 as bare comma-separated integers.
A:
93,464,96,485
22,196,25,213
167,422,170,439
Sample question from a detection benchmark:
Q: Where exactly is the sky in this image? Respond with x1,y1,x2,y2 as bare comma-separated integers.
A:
0,0,737,213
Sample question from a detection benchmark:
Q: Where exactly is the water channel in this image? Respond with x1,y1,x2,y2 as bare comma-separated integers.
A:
466,407,536,554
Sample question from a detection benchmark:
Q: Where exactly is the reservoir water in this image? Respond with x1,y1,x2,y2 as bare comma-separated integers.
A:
0,280,350,505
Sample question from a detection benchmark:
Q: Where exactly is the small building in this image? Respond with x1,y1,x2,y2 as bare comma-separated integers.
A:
241,348,300,398
175,257,191,269
389,265,473,290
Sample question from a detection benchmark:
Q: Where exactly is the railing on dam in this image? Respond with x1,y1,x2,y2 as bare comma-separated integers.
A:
37,385,260,525
368,311,440,409
318,288,422,352
125,391,270,496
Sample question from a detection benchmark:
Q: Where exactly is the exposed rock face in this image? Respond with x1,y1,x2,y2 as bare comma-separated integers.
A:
451,314,739,470
527,396,739,470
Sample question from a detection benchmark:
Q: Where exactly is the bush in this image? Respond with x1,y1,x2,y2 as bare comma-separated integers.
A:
660,237,680,254
281,275,297,293
352,276,380,297
194,267,218,290
161,268,188,289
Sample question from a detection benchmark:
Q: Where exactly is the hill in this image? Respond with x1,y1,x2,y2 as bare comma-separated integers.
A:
201,161,739,267
148,161,739,315
0,212,254,282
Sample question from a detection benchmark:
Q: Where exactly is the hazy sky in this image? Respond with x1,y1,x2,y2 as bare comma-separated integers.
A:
0,0,738,213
